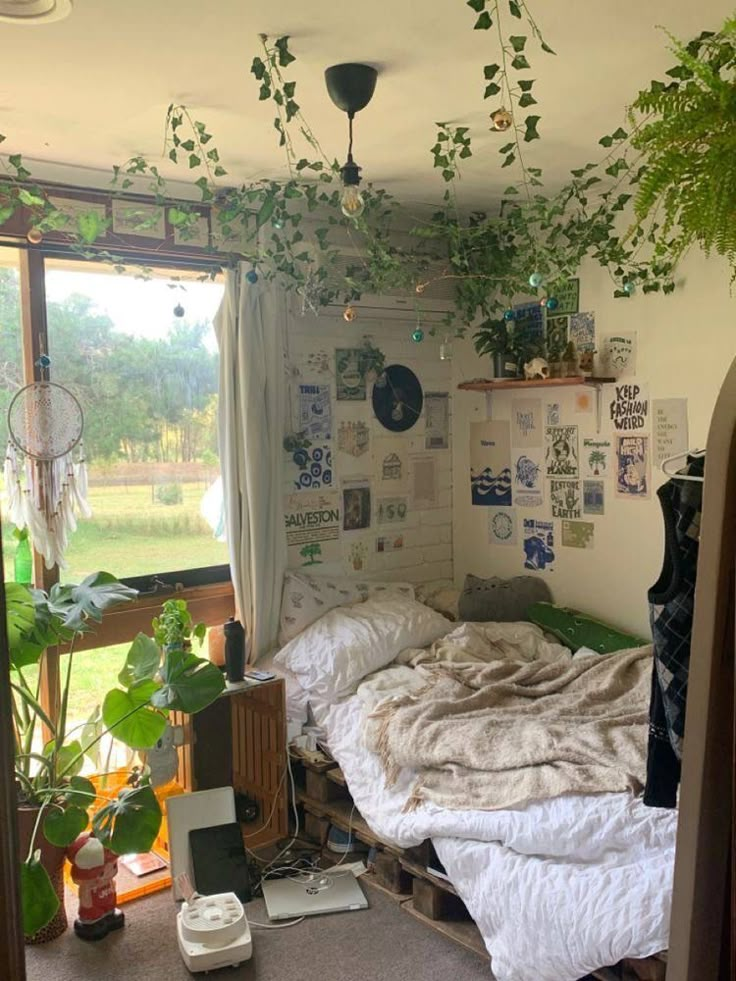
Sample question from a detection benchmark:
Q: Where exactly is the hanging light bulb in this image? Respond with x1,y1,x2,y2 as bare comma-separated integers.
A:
439,334,454,361
339,115,365,219
340,182,365,219
325,65,378,222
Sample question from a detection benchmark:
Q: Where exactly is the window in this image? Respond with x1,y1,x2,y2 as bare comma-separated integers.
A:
43,258,228,583
0,249,25,581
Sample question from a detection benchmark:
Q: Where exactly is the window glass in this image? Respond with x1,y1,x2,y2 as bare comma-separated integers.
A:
44,260,228,582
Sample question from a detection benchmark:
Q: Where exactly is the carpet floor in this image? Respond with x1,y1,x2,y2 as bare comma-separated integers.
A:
25,884,494,981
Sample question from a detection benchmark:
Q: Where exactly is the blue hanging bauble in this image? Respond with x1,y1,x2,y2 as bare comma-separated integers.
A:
528,271,543,288
173,303,185,318
545,296,559,311
623,281,636,296
503,309,515,321
36,353,52,369
246,268,259,284
412,328,425,343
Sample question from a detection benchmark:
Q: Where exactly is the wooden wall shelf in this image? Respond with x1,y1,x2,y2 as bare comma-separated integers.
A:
457,376,615,392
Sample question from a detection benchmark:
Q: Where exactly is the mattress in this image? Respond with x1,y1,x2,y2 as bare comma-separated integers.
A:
311,670,677,981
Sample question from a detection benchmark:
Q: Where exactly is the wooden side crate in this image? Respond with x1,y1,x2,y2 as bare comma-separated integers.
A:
171,678,288,850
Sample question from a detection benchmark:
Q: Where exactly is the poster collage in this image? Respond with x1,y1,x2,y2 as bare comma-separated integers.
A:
470,299,690,573
283,350,450,573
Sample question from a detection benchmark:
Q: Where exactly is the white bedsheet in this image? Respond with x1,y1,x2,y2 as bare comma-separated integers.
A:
313,685,677,981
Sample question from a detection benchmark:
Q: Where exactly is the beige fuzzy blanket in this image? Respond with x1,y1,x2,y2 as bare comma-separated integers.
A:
366,644,653,812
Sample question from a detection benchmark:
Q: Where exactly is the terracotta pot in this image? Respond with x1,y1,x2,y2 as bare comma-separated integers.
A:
207,624,226,668
17,805,69,943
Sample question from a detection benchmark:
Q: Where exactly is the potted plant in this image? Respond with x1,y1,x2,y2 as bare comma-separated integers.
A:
152,597,207,651
7,573,225,941
473,319,518,378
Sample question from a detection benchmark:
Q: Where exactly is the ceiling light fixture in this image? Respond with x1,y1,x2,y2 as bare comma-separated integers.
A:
324,63,378,220
0,0,72,23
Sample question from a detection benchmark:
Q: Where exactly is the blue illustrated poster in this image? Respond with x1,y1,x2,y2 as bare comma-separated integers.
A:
290,443,333,491
523,519,555,572
299,384,332,440
469,420,512,507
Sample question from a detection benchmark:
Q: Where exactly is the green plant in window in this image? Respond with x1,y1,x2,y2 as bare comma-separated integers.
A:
151,597,207,650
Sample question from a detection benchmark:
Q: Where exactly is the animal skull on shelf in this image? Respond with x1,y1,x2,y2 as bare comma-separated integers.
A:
523,357,550,381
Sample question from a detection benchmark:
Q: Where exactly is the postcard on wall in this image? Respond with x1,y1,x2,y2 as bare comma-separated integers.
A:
112,199,166,239
546,402,561,426
342,479,372,531
376,533,404,553
287,443,333,491
568,311,596,353
554,278,580,316
469,420,512,506
511,398,543,448
523,519,555,572
424,392,450,450
574,390,594,414
298,384,332,441
615,435,650,499
583,479,605,515
410,454,440,509
344,538,371,574
545,425,579,477
337,419,370,458
374,436,409,493
489,508,517,546
284,492,340,568
377,496,408,525
550,478,582,519
582,438,612,479
602,333,637,376
513,451,544,507
545,317,568,360
335,348,367,400
562,520,594,549
653,398,689,467
608,383,649,432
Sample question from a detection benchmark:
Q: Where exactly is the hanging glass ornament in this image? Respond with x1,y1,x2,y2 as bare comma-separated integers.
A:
491,108,513,132
503,309,515,321
173,303,185,318
528,272,543,288
439,335,454,361
27,228,43,245
623,281,636,296
343,305,357,323
245,268,259,284
545,296,559,311
411,328,424,343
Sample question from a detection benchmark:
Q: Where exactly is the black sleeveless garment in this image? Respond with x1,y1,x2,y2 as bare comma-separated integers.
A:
643,454,704,809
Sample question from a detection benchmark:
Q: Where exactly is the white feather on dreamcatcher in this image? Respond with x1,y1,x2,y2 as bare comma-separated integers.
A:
4,380,91,569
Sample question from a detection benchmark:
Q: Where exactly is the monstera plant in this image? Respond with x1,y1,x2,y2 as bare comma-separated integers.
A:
7,572,224,938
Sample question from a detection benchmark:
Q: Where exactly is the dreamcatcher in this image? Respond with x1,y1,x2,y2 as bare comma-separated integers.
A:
4,374,91,569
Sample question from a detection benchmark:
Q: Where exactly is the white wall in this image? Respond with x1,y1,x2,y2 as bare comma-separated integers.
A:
451,251,736,637
282,302,454,585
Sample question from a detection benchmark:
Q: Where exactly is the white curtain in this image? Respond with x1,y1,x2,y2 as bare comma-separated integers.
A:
214,266,286,661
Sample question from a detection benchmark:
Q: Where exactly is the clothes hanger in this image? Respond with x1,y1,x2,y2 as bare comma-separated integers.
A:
660,448,705,483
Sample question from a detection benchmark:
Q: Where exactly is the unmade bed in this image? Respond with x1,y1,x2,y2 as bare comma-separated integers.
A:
269,589,677,981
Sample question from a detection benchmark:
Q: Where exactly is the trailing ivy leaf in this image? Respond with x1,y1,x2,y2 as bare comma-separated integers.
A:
18,189,46,207
77,211,107,245
256,196,276,228
92,783,161,856
499,142,515,154
283,81,296,98
250,56,267,80
188,154,201,169
484,82,501,97
541,41,556,54
509,35,527,52
474,11,493,29
21,857,59,937
509,0,522,17
518,79,535,91
259,82,271,101
214,165,227,177
518,92,537,107
483,63,500,79
274,36,296,67
467,0,485,10
502,153,516,168
503,185,520,194
599,134,614,148
511,54,530,70
0,204,15,225
611,126,628,141
524,115,541,141
43,805,88,848
180,139,195,151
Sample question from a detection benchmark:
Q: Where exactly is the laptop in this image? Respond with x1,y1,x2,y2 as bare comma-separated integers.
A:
261,869,368,921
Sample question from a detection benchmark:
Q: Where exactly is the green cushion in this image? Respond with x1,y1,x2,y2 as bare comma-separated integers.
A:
527,601,649,654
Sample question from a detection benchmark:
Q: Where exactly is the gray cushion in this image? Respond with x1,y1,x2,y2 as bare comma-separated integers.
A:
458,574,553,622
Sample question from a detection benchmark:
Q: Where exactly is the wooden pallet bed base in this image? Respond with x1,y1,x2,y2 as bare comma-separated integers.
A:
292,756,668,981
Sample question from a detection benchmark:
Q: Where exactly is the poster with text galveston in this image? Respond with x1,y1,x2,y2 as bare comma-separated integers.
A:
469,420,512,506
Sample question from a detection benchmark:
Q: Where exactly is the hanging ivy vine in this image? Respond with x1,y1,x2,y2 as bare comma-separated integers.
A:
0,9,734,331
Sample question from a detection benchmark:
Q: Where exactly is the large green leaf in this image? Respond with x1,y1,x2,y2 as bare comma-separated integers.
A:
102,681,166,750
118,633,161,688
151,648,225,714
48,572,137,632
65,775,98,809
43,804,88,847
5,582,35,649
20,856,60,937
92,784,162,855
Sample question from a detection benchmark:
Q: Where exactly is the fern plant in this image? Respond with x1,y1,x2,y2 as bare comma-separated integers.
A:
631,19,736,268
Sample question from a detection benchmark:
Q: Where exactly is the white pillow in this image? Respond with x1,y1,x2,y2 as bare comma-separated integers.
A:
274,595,450,701
278,571,415,645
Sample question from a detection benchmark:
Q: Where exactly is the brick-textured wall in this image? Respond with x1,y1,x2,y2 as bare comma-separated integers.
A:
282,306,453,585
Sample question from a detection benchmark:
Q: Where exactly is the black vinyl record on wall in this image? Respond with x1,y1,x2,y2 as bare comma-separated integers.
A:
372,364,424,432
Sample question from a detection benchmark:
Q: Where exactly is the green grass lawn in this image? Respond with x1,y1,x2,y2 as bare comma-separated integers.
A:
5,480,225,727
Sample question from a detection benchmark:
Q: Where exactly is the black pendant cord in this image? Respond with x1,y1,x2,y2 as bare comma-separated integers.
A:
347,111,355,162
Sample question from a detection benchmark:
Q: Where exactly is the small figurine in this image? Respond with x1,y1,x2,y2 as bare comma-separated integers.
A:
523,357,550,381
578,349,596,376
67,832,125,941
144,722,184,788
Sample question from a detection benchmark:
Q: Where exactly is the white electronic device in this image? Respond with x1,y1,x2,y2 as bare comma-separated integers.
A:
176,891,253,973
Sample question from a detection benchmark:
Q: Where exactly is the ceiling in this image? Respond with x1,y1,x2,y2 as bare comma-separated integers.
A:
0,0,732,209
